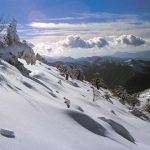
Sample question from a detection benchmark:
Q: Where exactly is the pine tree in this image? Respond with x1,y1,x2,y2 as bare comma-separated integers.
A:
6,18,20,45
0,17,4,33
76,69,84,81
0,17,5,48
65,73,69,80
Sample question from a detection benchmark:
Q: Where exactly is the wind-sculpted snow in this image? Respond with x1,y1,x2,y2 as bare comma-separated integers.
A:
67,111,106,136
67,80,80,88
76,106,84,112
99,117,135,143
22,81,35,89
0,129,15,138
0,59,150,150
0,44,36,65
0,74,6,82
131,109,150,121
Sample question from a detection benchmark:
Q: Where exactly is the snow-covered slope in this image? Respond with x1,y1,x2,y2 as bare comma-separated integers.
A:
139,89,150,110
139,89,150,103
0,59,150,150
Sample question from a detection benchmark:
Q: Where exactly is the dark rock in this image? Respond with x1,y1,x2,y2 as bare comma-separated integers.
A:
0,129,15,138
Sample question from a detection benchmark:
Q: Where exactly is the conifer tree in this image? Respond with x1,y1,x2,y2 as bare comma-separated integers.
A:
5,18,20,45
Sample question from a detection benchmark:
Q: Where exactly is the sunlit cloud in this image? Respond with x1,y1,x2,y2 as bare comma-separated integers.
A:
58,35,108,48
31,34,150,58
29,22,83,28
17,12,150,57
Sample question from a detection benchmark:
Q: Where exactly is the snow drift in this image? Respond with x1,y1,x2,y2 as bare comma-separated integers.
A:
0,58,150,150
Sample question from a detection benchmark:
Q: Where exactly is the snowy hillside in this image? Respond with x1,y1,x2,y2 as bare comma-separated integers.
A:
139,89,150,111
0,58,150,150
139,89,150,103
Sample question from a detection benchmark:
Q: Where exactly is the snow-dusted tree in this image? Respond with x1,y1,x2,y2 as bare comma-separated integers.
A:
0,17,36,74
0,17,4,33
73,68,84,81
36,53,47,64
91,73,106,90
128,94,140,109
5,18,20,45
0,17,5,48
114,86,128,104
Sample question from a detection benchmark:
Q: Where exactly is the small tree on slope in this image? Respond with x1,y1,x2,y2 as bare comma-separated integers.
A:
0,18,36,74
0,17,5,48
5,18,20,45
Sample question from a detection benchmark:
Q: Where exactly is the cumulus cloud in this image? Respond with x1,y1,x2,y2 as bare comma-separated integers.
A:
33,42,63,56
89,37,108,48
34,42,52,53
31,34,149,58
57,34,147,49
58,35,108,48
115,34,145,46
25,19,150,45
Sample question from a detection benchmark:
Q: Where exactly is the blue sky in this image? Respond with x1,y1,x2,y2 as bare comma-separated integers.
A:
1,0,150,23
1,0,150,57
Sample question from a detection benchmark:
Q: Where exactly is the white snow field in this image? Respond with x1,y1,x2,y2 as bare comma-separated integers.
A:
0,59,150,150
139,89,150,107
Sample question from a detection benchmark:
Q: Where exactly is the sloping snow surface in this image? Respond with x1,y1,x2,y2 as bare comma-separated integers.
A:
0,59,150,150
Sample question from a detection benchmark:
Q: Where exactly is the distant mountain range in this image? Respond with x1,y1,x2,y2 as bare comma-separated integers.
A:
43,50,150,93
112,50,150,59
44,56,76,63
48,56,150,94
44,50,150,63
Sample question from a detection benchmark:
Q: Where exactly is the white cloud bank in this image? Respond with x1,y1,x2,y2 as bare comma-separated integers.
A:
21,12,150,57
58,35,108,48
23,14,150,46
115,35,145,46
33,42,64,56
32,34,149,57
29,22,84,28
57,34,146,48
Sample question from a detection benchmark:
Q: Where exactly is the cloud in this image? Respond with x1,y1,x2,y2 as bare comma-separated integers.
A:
57,34,146,49
36,17,85,22
29,12,139,23
25,19,150,46
79,12,138,21
33,42,63,56
58,35,108,48
31,34,150,58
29,22,82,28
19,12,150,57
115,34,145,46
33,42,52,53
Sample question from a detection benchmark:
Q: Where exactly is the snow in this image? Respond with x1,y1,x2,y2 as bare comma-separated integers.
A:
0,44,36,65
138,89,150,110
0,59,150,150
6,18,20,45
0,17,36,65
0,129,15,138
0,35,4,43
139,89,150,103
